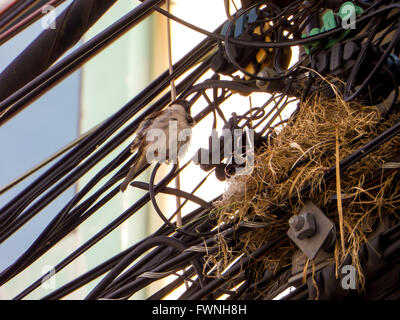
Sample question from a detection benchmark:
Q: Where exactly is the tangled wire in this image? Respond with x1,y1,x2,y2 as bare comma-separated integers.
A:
1,0,400,300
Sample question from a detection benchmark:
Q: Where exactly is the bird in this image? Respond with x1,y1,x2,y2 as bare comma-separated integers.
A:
120,100,195,192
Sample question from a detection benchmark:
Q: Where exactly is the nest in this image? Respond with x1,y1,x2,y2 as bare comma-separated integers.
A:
210,94,400,293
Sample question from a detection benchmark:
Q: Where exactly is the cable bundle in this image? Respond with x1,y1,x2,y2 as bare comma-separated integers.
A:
1,0,400,300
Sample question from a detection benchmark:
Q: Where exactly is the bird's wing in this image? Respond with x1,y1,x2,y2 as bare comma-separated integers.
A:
129,110,162,152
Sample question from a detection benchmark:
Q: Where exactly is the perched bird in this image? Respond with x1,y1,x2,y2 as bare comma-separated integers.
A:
120,100,194,192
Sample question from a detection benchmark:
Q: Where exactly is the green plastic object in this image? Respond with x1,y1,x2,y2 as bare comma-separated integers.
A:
321,10,337,32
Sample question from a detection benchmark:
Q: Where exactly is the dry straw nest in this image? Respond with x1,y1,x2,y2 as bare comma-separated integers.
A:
210,93,400,291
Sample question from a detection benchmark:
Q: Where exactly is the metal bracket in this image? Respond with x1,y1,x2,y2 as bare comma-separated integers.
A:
287,201,336,260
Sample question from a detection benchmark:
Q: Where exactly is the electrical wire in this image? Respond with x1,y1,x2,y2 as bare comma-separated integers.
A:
2,0,400,301
152,2,400,49
0,0,66,46
0,119,105,195
0,0,159,124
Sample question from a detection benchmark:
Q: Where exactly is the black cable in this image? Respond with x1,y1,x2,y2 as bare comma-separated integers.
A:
9,74,226,298
131,181,211,209
95,221,255,300
85,236,198,299
0,58,214,286
153,2,400,50
183,79,264,97
97,93,400,298
101,228,244,299
11,80,229,300
97,206,219,299
147,267,195,300
0,0,119,104
38,206,208,300
281,283,307,300
148,162,235,238
3,0,400,301
0,28,216,238
0,1,67,46
323,121,400,182
0,0,164,125
0,39,214,239
379,65,399,119
0,0,39,31
344,16,400,101
223,1,305,81
186,234,287,300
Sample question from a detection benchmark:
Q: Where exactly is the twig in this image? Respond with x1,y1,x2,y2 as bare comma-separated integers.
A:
335,128,346,257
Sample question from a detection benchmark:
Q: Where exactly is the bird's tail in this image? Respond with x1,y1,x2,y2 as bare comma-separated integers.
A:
120,155,147,192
